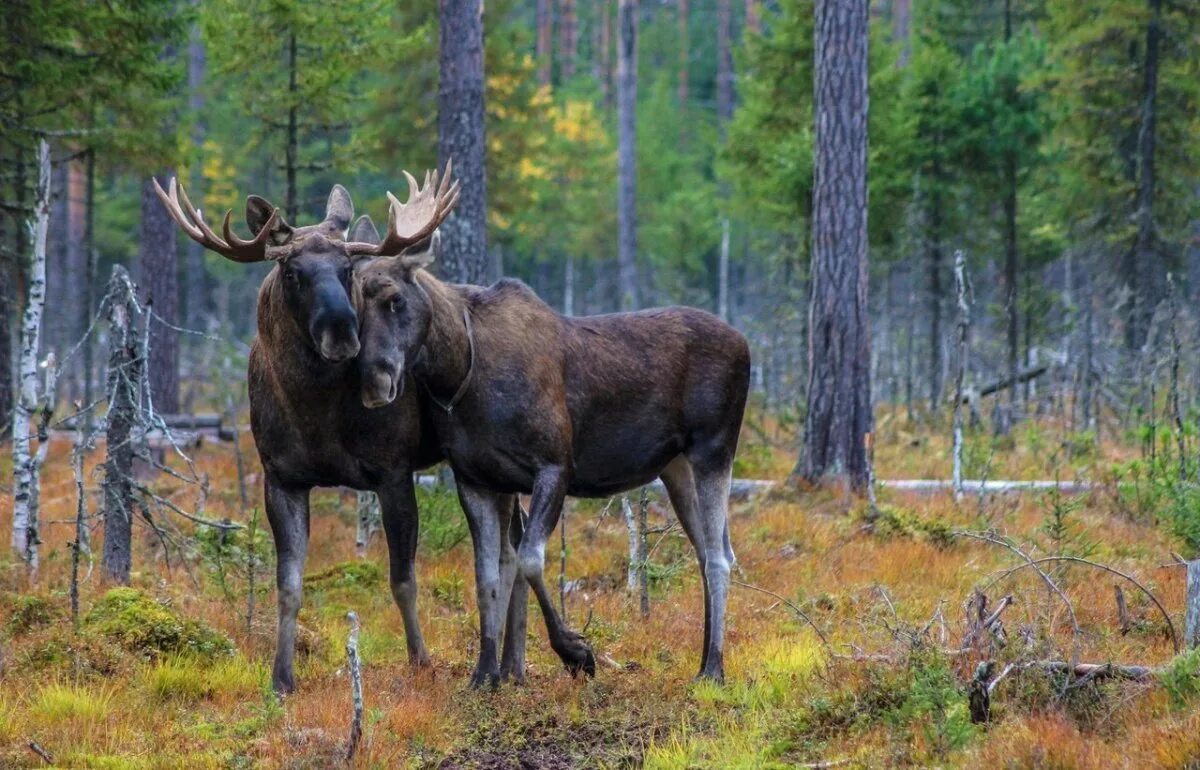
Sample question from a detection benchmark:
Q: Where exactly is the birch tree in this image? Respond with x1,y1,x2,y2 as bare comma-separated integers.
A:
11,140,53,573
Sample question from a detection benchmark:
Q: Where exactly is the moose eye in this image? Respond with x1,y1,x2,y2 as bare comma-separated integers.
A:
389,297,404,314
283,267,298,283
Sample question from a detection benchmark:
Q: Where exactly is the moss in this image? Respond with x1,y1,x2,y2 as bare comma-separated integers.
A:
4,593,60,635
303,559,383,589
85,588,232,660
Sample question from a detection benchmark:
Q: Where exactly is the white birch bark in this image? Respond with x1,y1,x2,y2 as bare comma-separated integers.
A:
11,140,52,571
952,250,969,502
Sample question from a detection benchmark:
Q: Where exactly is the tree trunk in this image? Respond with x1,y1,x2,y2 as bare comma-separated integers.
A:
795,0,872,491
102,267,142,585
1002,148,1019,430
438,0,490,285
716,0,733,321
82,149,97,437
928,184,944,410
1127,0,1162,350
677,0,689,115
139,174,180,414
594,0,613,110
559,0,577,80
11,141,51,568
286,32,299,222
616,0,639,311
185,13,209,332
745,0,761,36
537,0,553,86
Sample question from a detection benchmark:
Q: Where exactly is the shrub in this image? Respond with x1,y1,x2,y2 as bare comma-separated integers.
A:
418,482,469,554
1158,647,1200,709
303,560,384,590
5,594,59,635
85,588,232,659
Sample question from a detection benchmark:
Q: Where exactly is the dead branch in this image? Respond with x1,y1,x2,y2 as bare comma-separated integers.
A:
981,554,1179,653
732,578,831,650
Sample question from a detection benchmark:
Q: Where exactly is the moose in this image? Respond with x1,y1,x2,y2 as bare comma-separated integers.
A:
355,244,752,682
151,170,523,693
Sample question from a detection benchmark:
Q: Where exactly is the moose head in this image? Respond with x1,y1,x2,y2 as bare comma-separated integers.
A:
152,164,459,364
354,237,441,408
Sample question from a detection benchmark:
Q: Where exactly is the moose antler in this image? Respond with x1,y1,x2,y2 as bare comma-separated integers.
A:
152,177,282,264
344,159,461,257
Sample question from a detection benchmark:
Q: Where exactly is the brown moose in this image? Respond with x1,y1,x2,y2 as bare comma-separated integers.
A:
151,170,521,694
355,237,752,683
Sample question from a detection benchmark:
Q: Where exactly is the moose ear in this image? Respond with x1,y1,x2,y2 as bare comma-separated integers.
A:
246,195,294,245
349,214,380,245
398,230,440,273
325,184,354,231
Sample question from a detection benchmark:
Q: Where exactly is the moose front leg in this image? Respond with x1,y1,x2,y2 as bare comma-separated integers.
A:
264,474,311,695
457,484,519,689
517,466,595,677
377,476,430,666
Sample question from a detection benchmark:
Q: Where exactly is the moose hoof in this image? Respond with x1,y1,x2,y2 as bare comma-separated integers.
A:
695,664,726,684
553,631,596,678
409,650,432,668
469,668,501,691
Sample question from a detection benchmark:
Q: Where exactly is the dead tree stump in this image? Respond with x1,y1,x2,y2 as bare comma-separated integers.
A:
101,266,143,584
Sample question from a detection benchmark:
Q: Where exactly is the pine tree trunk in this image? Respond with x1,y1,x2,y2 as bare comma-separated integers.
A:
537,0,553,85
559,0,577,79
677,0,689,114
795,0,872,491
594,0,613,109
745,0,761,36
11,141,51,568
1003,150,1019,430
185,14,209,332
65,158,87,401
1128,0,1162,350
286,32,299,222
616,0,639,311
716,0,733,321
928,184,944,410
438,0,490,285
139,174,180,414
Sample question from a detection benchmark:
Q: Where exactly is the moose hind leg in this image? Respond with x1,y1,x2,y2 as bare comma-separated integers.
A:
378,478,430,666
264,476,311,695
691,461,734,682
660,455,714,677
518,467,595,677
500,498,529,683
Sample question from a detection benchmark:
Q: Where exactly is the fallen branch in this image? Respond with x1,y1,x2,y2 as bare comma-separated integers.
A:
732,578,831,650
27,741,53,764
981,554,1179,653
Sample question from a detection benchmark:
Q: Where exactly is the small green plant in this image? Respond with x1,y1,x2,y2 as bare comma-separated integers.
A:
1158,647,1200,709
304,560,384,590
85,588,233,659
1040,486,1097,558
417,482,469,554
5,594,59,635
431,572,465,609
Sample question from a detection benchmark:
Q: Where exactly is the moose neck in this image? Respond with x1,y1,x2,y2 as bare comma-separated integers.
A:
413,271,474,407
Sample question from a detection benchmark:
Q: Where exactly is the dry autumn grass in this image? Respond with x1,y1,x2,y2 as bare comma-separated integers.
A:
1,405,1198,768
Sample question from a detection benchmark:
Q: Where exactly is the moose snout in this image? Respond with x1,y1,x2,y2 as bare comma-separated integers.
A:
361,358,402,409
318,327,360,363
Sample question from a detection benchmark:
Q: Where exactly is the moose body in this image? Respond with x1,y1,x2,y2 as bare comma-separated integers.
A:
153,172,486,694
357,264,752,682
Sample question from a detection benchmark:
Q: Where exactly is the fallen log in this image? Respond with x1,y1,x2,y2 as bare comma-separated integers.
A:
956,364,1050,404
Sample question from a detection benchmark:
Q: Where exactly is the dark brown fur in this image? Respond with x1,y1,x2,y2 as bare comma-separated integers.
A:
357,263,751,682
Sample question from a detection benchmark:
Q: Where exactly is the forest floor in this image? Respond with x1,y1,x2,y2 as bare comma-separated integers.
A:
2,406,1199,768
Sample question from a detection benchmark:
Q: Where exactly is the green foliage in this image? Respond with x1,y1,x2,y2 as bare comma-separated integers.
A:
869,504,955,549
1047,0,1200,246
303,560,384,590
85,588,233,660
417,483,470,555
1158,647,1200,710
4,594,60,636
196,508,272,601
